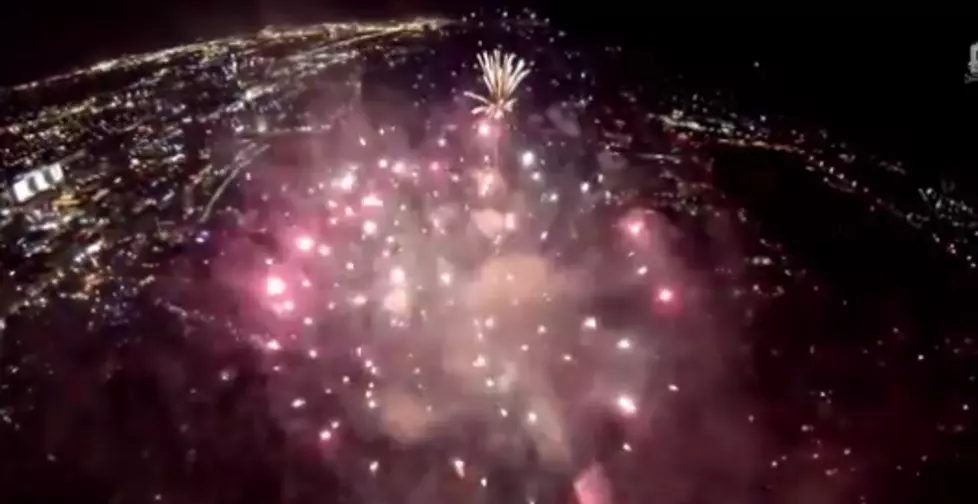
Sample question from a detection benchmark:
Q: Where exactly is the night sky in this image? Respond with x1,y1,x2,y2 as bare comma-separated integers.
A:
3,5,972,169
1,3,977,503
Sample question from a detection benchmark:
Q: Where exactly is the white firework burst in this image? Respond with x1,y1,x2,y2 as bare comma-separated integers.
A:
465,50,531,121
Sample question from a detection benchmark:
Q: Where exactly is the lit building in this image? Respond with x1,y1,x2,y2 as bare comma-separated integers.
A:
9,163,65,204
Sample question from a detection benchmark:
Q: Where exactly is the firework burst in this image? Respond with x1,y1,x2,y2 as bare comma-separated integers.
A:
465,50,531,121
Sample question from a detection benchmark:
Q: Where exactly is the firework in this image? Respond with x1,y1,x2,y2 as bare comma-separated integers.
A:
464,49,531,122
